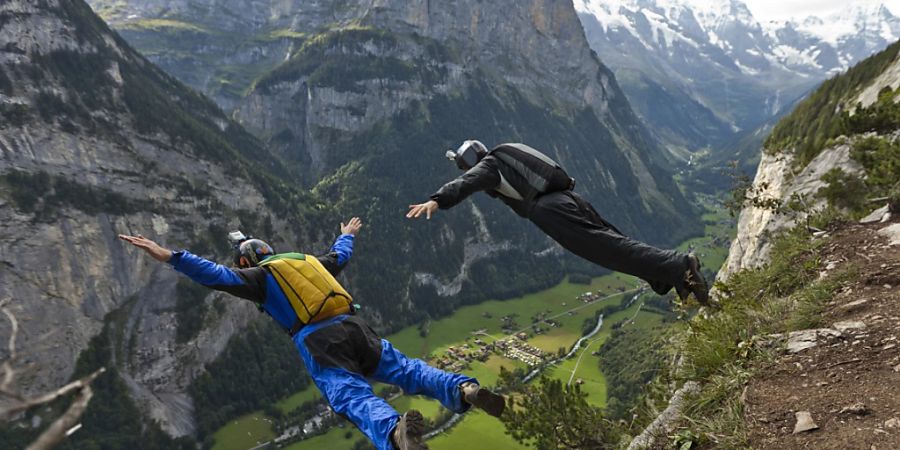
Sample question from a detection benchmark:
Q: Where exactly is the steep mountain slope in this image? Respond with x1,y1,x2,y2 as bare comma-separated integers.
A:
0,0,320,437
84,0,701,328
624,40,900,450
693,88,811,193
739,221,900,450
2,0,706,442
574,0,900,155
721,39,900,279
237,0,702,328
87,0,319,111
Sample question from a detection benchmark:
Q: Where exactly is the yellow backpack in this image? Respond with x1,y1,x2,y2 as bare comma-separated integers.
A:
259,253,353,330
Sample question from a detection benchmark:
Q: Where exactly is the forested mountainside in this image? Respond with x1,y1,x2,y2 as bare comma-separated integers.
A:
85,0,701,325
2,0,703,443
0,0,326,439
499,36,900,449
723,39,900,276
620,37,900,450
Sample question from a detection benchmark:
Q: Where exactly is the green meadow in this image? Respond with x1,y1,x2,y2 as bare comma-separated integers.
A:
544,300,668,405
276,388,321,414
211,412,277,450
280,426,364,450
387,273,636,359
429,411,529,450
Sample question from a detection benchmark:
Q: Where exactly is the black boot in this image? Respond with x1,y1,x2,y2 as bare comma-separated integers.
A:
391,410,428,450
681,253,709,306
460,382,506,417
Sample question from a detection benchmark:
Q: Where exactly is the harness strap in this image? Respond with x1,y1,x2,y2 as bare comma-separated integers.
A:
287,292,355,336
289,318,304,336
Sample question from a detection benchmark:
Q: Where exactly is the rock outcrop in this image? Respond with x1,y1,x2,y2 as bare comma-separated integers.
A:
718,44,900,281
3,0,703,438
719,144,863,279
0,0,306,436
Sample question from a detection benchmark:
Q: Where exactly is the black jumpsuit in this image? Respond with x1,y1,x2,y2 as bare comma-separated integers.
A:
430,155,689,295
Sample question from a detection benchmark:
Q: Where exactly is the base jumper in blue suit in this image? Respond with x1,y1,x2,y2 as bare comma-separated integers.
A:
118,217,505,450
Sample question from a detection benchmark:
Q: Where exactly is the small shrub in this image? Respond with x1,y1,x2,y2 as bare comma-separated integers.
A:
174,278,210,344
889,183,900,213
0,103,29,127
850,136,900,193
0,66,12,96
503,377,621,449
818,167,867,213
568,273,592,285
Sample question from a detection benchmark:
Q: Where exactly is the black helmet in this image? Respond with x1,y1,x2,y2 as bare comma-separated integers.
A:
445,140,488,171
234,238,275,268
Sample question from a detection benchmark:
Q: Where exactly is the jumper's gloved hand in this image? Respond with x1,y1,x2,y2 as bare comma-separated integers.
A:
118,234,173,262
341,217,363,236
406,200,438,220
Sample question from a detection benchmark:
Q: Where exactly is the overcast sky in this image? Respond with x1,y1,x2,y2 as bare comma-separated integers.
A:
744,0,900,22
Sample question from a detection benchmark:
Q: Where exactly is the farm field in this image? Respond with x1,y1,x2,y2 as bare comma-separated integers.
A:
276,388,321,414
280,426,363,450
211,412,277,450
387,273,637,359
544,301,668,404
429,411,529,450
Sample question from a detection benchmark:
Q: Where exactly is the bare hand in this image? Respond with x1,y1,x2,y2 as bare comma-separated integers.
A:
406,200,439,220
340,217,363,236
118,234,173,262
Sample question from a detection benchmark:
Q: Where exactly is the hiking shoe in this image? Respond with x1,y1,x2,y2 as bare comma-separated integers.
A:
460,382,506,417
392,410,428,450
683,253,710,306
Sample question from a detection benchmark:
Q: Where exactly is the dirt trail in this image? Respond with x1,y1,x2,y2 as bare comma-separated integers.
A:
744,218,900,450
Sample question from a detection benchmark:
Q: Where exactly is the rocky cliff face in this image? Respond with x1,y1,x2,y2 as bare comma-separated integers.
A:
0,0,313,436
718,46,900,281
233,0,657,177
236,0,701,323
719,145,863,278
3,0,705,439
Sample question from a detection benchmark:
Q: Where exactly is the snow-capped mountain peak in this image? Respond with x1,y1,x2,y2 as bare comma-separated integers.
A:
791,2,898,46
575,0,900,153
577,0,900,77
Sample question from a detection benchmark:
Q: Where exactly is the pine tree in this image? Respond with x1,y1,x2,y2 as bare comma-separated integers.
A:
502,377,620,450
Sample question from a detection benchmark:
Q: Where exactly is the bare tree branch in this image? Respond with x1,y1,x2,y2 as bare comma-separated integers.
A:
627,381,700,450
0,299,19,399
25,383,94,450
0,367,106,420
0,298,106,450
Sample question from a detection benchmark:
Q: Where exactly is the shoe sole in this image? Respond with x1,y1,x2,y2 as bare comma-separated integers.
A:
687,254,710,305
396,410,428,450
471,389,506,418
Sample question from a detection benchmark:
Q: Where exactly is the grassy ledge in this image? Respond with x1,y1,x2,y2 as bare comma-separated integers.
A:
118,18,211,33
637,223,853,449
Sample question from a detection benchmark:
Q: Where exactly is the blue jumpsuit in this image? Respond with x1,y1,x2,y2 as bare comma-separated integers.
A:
168,234,475,450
